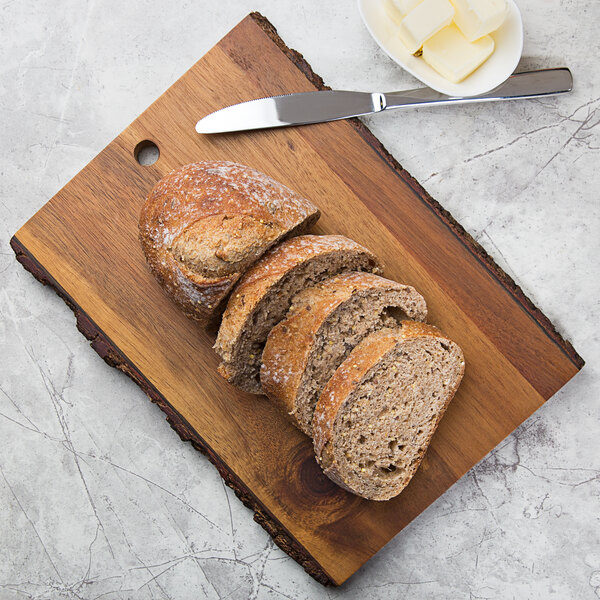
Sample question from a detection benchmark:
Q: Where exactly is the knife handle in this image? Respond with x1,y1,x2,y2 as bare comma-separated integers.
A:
384,68,573,110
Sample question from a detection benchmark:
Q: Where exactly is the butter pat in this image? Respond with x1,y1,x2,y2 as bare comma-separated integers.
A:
398,0,455,54
385,0,422,24
450,0,507,42
423,24,494,82
393,0,422,16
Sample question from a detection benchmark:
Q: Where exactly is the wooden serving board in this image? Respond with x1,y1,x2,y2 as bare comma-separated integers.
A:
11,12,583,586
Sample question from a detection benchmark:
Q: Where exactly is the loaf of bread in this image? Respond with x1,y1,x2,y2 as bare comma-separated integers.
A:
138,161,320,325
215,235,382,394
139,158,465,503
260,272,427,436
313,322,464,501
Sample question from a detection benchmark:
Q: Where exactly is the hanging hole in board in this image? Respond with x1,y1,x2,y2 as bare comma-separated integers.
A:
134,140,160,166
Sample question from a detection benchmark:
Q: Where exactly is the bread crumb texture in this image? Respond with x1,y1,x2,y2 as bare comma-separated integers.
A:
313,323,464,501
260,272,427,435
215,234,382,394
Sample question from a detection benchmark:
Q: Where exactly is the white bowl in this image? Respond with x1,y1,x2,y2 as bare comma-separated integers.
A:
357,0,523,96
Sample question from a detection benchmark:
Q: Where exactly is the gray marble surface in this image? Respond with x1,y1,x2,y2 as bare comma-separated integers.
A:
1,1,599,598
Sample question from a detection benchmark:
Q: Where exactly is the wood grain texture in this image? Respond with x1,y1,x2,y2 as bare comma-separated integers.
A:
11,12,583,586
10,236,330,585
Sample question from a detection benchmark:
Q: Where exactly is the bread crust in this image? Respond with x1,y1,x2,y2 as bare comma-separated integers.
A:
312,322,465,500
214,235,382,389
260,273,427,431
138,161,320,325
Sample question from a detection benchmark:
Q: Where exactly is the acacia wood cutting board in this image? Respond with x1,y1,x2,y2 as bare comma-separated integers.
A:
11,12,584,586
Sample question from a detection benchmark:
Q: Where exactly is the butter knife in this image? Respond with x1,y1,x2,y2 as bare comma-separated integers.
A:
196,67,572,134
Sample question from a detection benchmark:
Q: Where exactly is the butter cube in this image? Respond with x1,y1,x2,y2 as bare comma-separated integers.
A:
450,0,507,42
423,24,494,82
398,0,455,54
385,0,422,24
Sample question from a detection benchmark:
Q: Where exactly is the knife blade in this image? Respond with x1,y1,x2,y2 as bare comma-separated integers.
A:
196,68,572,134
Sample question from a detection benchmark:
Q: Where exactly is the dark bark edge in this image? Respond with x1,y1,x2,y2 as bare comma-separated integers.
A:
10,235,334,587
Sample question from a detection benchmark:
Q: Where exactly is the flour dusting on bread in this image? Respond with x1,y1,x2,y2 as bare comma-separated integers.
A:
139,161,320,325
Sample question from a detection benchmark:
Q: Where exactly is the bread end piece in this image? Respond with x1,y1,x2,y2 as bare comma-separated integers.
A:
138,161,320,326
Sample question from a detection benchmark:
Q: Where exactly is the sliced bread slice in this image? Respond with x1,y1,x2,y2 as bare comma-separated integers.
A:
313,322,465,501
215,235,382,393
260,272,427,436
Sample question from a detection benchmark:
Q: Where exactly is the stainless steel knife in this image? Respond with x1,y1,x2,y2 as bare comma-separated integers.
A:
196,68,572,134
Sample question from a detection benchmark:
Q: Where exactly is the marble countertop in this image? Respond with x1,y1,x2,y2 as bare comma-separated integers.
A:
1,1,598,598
